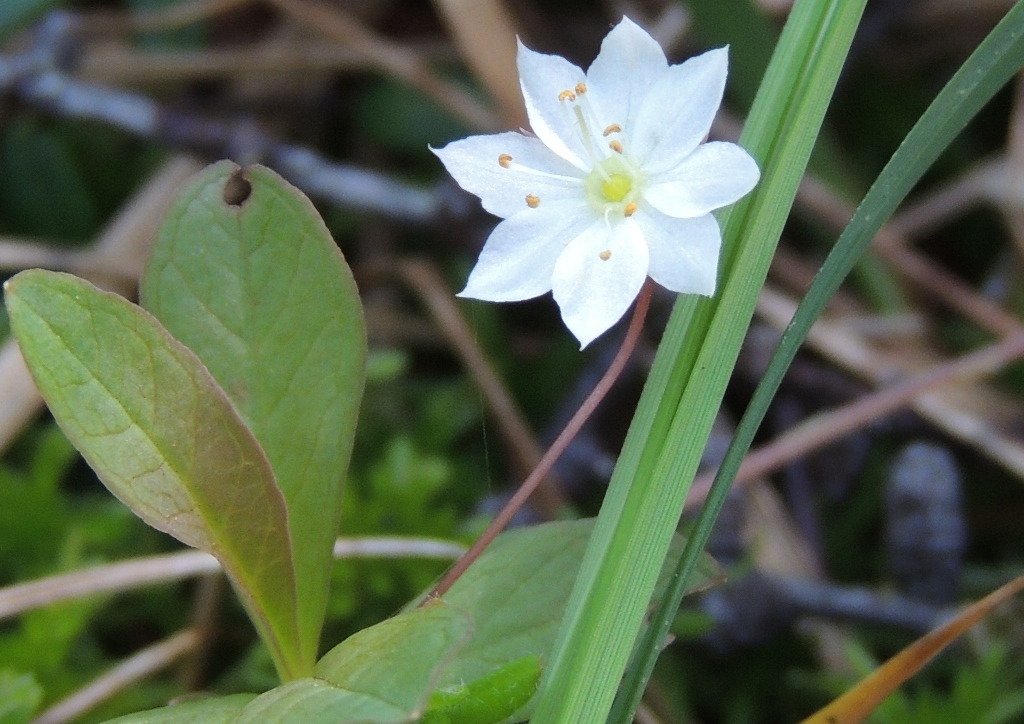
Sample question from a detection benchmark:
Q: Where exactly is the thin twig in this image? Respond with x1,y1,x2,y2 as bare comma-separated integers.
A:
426,281,655,600
885,161,994,240
796,173,1024,337
431,0,526,127
78,42,438,86
875,241,1023,335
687,330,1024,509
0,537,466,621
1006,71,1024,166
390,259,566,516
3,66,444,222
0,341,43,457
82,0,499,129
81,0,249,34
265,0,500,131
178,573,223,691
32,629,201,724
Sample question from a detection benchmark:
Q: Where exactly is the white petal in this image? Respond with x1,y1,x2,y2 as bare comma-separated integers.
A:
635,208,721,296
631,47,728,174
517,40,590,169
552,219,649,348
645,142,760,218
459,201,592,302
432,132,585,219
586,17,668,142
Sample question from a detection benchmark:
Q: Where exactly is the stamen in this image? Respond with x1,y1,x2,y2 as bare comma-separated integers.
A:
609,140,624,154
599,250,611,261
575,82,588,95
558,90,576,102
572,105,609,179
505,161,583,185
526,194,540,208
603,124,621,136
624,202,638,217
498,154,512,168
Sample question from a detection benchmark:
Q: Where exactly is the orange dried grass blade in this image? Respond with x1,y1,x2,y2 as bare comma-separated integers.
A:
431,0,526,128
801,573,1024,724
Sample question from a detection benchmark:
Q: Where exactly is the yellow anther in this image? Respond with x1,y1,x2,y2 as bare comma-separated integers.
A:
558,90,576,102
498,153,512,168
575,82,588,95
624,202,638,217
609,140,624,154
599,250,611,261
603,124,622,136
526,194,541,208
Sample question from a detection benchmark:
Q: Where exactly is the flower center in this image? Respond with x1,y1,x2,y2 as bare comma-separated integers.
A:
584,155,640,216
602,174,632,202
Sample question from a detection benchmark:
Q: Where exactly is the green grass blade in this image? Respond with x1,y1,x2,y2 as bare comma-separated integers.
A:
613,1,1024,721
530,1,866,722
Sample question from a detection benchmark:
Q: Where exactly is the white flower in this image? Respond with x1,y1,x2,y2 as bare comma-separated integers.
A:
433,17,760,348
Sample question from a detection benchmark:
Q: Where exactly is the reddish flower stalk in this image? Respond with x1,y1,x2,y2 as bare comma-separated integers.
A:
425,280,654,601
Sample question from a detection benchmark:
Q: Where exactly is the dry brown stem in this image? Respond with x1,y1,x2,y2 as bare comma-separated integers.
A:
687,285,1024,509
266,0,500,130
391,259,568,516
33,629,201,724
431,0,525,127
426,281,654,600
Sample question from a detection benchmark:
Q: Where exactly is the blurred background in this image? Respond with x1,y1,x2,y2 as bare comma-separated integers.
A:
3,0,1024,722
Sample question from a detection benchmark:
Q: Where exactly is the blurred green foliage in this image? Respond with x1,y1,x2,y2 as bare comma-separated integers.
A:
0,669,42,724
0,427,173,718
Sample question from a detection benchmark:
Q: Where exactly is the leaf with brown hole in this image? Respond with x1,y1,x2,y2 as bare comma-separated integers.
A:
141,162,367,670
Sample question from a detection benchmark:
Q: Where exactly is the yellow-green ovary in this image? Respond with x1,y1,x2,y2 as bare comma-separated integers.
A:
602,174,632,202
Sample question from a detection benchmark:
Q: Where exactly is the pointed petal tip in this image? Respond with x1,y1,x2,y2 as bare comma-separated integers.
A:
568,325,601,350
612,15,644,32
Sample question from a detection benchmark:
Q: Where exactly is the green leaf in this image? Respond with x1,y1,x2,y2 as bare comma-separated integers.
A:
436,520,720,722
251,520,714,724
437,520,715,685
102,694,257,723
315,603,470,709
232,680,412,724
236,603,470,723
421,656,542,724
141,162,367,669
102,521,716,723
3,270,305,679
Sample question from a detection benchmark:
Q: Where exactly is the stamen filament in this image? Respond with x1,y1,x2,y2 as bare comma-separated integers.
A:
505,161,583,185
574,106,610,180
